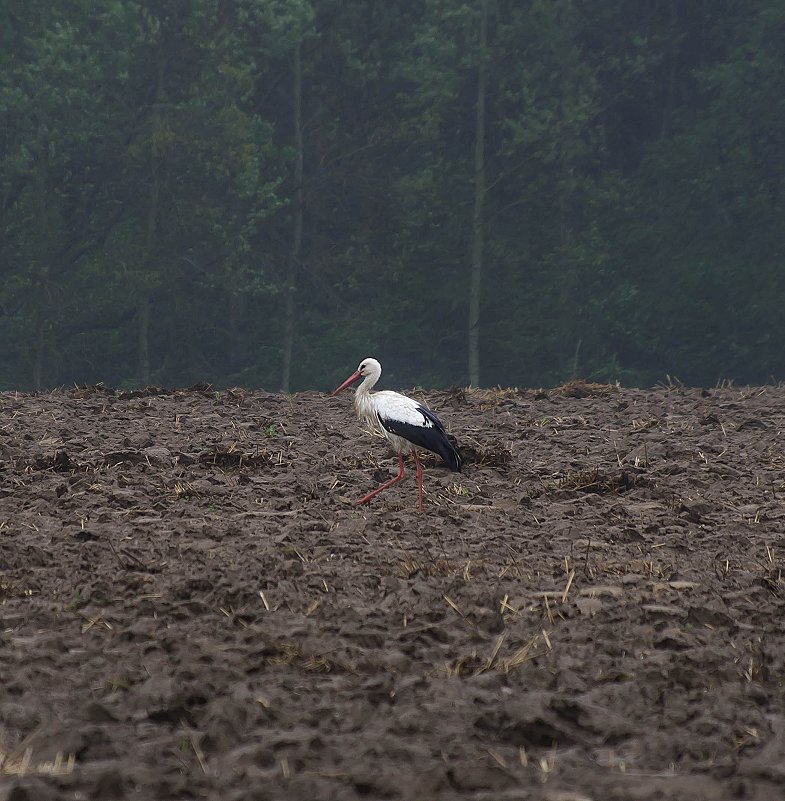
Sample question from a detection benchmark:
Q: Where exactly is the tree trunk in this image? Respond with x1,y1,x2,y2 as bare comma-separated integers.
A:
137,168,158,385
31,135,50,390
138,60,163,386
228,284,247,372
137,294,151,385
661,0,679,137
468,0,488,387
281,38,303,393
32,297,46,390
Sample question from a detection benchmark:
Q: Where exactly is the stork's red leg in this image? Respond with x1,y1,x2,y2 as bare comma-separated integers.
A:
413,450,423,512
354,451,406,506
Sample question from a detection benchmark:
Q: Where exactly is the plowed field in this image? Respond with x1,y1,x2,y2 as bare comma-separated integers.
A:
2,382,784,800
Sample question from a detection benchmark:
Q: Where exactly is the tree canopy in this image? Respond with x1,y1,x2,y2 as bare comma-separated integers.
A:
1,0,782,391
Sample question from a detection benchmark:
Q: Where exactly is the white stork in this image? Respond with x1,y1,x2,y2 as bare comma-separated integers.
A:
332,357,462,511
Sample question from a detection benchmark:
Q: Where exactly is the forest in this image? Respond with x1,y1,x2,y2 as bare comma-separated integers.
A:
1,0,783,392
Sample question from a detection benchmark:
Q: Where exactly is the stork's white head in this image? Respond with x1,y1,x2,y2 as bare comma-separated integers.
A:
332,357,382,396
357,357,381,379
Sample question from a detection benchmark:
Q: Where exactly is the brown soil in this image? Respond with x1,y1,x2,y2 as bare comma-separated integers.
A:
2,382,784,801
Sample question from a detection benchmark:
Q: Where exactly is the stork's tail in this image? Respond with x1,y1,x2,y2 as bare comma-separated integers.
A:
439,433,462,472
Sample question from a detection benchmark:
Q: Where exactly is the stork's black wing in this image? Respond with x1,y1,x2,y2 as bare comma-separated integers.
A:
378,405,462,471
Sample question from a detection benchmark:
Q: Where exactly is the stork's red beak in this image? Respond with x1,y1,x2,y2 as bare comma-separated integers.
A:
332,370,362,396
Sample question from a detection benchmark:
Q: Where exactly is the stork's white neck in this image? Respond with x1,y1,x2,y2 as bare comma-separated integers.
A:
353,362,381,425
355,360,381,397
356,372,378,396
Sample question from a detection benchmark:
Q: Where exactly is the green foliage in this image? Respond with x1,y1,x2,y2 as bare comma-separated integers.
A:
0,0,782,390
